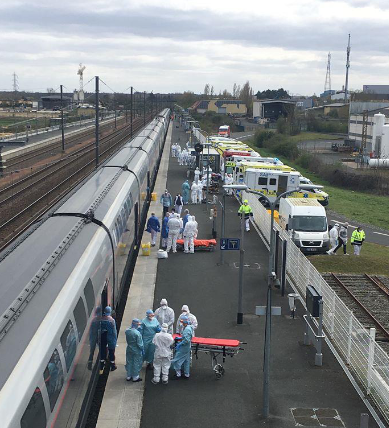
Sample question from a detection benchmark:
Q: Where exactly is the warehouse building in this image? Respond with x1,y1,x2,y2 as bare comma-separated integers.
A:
190,99,247,115
253,99,295,122
41,95,73,110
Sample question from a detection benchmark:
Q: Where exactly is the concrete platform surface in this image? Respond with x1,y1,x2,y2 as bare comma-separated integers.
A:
97,119,383,428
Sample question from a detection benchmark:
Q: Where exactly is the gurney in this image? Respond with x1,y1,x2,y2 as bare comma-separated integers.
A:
174,335,245,379
176,239,217,252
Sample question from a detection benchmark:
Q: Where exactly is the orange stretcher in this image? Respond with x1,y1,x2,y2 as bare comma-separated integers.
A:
174,334,245,379
176,239,217,252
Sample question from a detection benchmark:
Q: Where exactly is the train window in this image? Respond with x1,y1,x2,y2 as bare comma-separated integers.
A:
73,297,87,341
269,178,277,186
84,279,95,315
124,200,130,216
20,388,47,428
60,320,77,371
258,177,267,186
43,349,64,411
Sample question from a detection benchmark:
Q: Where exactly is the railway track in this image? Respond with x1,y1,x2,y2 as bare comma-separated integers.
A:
0,116,149,252
323,273,389,353
3,116,126,171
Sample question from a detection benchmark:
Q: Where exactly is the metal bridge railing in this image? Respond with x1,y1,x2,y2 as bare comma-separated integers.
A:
243,190,389,424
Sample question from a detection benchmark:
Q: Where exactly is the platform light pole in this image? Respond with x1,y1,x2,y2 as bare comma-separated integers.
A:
227,183,323,418
222,184,250,324
60,85,65,152
95,76,99,168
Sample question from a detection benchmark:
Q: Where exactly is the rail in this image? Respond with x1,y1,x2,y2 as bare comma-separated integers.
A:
0,118,147,251
243,190,389,425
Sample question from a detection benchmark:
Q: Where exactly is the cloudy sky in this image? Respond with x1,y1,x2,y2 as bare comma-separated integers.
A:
0,0,388,96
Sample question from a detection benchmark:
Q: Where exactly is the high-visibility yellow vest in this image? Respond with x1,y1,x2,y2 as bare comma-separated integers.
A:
238,204,253,215
351,229,365,245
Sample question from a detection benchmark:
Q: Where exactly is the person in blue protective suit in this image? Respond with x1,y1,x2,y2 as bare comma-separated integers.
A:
125,318,144,382
100,306,118,371
171,316,193,379
140,310,161,368
161,212,169,249
146,213,160,247
182,209,190,230
182,180,190,205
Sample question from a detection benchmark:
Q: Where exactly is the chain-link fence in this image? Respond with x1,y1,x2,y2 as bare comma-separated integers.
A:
243,190,389,424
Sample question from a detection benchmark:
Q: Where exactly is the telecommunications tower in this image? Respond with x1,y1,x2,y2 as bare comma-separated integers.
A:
77,63,86,104
324,53,331,95
344,34,351,102
12,72,19,92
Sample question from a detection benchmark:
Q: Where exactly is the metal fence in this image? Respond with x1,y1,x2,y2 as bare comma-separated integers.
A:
243,190,389,425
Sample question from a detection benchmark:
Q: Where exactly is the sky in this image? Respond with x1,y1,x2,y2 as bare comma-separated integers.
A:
0,0,388,96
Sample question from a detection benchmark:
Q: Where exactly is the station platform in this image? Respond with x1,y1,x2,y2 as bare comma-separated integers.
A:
97,119,383,428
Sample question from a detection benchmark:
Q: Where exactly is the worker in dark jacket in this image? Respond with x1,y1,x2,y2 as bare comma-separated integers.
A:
238,199,253,231
146,213,160,247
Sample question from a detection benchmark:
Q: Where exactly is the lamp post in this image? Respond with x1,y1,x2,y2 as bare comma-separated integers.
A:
222,184,250,324
224,183,321,417
243,184,322,418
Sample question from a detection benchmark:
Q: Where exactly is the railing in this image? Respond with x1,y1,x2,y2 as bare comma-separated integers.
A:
243,190,389,424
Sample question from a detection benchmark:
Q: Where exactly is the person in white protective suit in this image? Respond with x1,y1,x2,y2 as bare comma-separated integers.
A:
166,213,181,253
194,167,201,183
327,224,339,255
171,143,176,158
176,305,198,336
176,145,182,162
191,181,198,204
224,173,234,194
154,299,175,334
197,178,205,203
183,216,198,254
151,323,174,385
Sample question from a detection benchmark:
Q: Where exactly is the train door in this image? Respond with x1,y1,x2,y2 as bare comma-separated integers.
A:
134,202,139,244
101,281,108,310
147,172,151,200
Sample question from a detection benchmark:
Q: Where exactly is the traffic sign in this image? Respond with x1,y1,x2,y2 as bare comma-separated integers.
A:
220,238,240,250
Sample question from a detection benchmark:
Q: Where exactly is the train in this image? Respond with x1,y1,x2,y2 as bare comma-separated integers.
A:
0,109,171,428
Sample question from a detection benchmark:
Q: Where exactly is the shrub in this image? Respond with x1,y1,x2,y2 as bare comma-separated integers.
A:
296,152,313,169
276,117,288,134
253,130,273,148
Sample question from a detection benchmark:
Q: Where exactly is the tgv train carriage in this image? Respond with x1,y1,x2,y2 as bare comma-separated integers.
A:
0,109,170,428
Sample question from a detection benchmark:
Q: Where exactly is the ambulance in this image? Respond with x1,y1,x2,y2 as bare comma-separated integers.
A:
243,169,328,205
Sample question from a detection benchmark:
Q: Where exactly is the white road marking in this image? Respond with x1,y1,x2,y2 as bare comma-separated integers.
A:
373,232,389,237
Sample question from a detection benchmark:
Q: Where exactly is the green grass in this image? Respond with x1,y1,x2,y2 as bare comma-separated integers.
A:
287,132,343,143
251,145,389,231
310,243,389,276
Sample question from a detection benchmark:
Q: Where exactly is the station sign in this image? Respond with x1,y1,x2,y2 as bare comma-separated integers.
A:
220,238,240,250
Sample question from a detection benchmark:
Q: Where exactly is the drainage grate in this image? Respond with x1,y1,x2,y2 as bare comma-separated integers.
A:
290,408,345,427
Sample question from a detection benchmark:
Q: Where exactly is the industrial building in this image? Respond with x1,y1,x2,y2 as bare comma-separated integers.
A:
307,103,349,119
363,85,389,95
348,107,389,152
41,95,73,110
252,99,295,122
190,99,247,115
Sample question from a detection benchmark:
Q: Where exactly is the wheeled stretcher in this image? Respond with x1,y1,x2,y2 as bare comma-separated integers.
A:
174,335,245,379
176,239,217,252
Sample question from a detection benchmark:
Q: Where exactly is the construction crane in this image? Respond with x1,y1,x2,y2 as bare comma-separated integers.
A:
77,63,86,104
